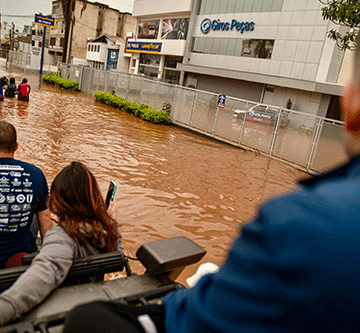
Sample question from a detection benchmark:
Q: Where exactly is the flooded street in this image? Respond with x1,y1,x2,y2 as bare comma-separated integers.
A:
0,61,308,284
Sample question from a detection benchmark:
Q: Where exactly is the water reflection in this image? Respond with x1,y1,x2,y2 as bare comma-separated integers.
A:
0,62,307,283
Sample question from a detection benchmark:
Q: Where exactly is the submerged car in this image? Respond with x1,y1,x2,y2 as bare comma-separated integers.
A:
234,104,290,127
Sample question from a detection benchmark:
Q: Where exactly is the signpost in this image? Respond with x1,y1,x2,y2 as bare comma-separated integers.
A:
34,14,57,75
217,94,226,108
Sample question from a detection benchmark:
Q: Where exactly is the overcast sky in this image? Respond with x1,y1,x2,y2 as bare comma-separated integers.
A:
0,0,134,31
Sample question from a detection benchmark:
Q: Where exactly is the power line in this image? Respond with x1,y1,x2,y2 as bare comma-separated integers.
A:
1,15,34,18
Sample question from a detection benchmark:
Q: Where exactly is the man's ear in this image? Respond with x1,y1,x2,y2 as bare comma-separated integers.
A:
14,142,18,152
341,82,360,132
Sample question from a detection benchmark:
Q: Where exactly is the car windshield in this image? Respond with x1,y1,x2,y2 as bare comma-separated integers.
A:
267,108,279,115
253,105,267,112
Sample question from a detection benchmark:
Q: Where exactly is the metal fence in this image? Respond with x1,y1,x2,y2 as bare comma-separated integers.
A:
7,50,58,73
59,64,348,174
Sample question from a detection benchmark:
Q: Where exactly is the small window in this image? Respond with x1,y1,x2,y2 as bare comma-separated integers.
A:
97,45,100,52
88,44,91,51
50,38,56,46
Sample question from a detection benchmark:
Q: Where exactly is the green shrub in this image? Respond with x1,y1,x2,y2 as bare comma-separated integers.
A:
94,91,171,125
42,72,79,91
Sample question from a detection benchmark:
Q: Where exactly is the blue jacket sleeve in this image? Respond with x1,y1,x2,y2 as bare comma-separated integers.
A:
162,191,360,333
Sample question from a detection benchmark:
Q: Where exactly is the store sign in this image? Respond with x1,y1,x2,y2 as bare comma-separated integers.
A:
126,42,162,54
200,18,255,34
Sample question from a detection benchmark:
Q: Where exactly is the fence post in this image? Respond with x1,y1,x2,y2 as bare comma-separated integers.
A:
189,90,198,127
104,71,109,92
170,85,176,119
212,105,220,136
306,118,323,172
269,109,282,156
126,76,130,100
238,101,249,145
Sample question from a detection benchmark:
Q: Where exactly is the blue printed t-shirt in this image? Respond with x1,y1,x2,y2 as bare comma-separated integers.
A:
0,158,49,267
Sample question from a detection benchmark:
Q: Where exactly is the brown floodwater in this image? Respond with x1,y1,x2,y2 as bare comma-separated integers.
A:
0,61,308,285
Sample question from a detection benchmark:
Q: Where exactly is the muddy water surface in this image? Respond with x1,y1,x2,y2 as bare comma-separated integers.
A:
0,61,308,284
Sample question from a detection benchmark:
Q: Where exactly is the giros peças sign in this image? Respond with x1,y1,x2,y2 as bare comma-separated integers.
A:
200,18,255,34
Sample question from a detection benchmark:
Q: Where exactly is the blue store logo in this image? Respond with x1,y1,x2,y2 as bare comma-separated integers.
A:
200,18,211,34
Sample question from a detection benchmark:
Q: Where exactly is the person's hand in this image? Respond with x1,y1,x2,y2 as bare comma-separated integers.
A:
107,199,118,221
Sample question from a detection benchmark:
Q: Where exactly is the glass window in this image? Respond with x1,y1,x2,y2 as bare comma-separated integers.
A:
234,38,243,56
272,0,284,11
211,0,221,14
219,38,229,56
262,0,274,12
50,38,56,46
219,0,228,14
211,38,221,54
204,38,213,54
226,0,237,13
198,37,206,53
235,0,245,13
243,1,253,12
226,38,237,56
53,5,60,14
60,38,65,47
252,0,263,12
165,56,183,68
201,0,213,15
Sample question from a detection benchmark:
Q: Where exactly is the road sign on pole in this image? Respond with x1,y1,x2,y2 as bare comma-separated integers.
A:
217,94,226,108
34,14,56,29
34,14,57,75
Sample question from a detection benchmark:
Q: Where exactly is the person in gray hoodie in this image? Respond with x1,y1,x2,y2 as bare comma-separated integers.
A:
0,161,123,326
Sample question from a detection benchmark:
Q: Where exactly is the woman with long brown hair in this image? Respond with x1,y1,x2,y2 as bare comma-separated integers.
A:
0,161,123,326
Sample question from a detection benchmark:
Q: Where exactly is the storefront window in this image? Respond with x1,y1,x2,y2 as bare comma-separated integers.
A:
165,56,183,68
139,54,160,78
138,20,160,39
198,0,284,14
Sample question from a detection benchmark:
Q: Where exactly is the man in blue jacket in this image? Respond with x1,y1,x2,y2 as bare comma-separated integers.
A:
63,35,360,332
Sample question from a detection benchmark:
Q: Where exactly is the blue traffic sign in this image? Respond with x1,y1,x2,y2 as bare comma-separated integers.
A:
217,94,226,108
35,14,56,29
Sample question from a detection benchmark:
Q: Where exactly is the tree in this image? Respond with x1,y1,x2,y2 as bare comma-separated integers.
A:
320,0,360,50
60,0,87,63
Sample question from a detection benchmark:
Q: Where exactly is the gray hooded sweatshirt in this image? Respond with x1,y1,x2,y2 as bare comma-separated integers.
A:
0,224,123,326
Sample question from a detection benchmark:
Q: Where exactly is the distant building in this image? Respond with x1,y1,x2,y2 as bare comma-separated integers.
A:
47,0,136,65
86,34,130,72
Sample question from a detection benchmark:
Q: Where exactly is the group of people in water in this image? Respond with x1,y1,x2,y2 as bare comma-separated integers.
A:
0,77,31,102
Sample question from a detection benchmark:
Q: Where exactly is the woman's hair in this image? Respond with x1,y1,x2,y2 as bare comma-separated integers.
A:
22,78,27,84
48,161,118,252
9,77,15,84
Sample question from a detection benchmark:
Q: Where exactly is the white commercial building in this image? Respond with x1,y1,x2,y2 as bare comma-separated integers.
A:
129,0,349,119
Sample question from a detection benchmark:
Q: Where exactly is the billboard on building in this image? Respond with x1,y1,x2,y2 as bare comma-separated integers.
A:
161,18,189,40
138,20,160,39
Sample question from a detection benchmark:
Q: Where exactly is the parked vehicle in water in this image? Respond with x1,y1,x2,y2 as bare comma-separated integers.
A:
234,104,290,127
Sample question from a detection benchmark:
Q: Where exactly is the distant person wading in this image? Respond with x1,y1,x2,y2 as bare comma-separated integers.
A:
17,79,31,102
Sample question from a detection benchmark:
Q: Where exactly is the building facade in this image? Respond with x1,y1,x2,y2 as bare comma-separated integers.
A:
128,0,192,83
48,0,136,65
130,0,348,119
86,34,130,72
